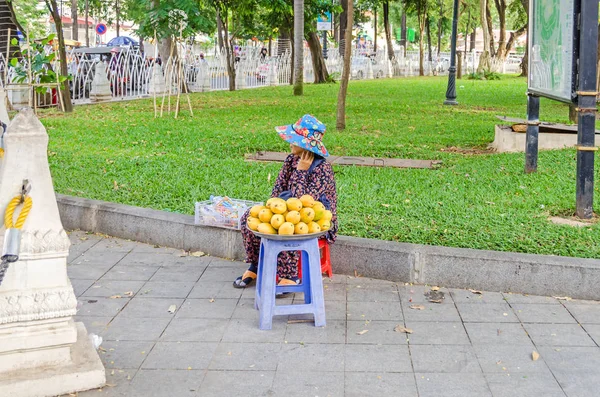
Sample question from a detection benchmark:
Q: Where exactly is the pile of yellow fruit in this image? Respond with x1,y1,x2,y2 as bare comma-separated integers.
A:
247,194,333,236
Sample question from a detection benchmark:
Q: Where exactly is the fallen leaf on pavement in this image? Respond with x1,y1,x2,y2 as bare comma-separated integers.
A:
356,330,369,335
167,305,177,313
209,298,215,303
469,289,483,294
553,296,572,301
394,325,413,334
532,351,540,361
410,304,425,310
109,295,121,299
123,291,133,297
431,286,440,291
190,251,205,257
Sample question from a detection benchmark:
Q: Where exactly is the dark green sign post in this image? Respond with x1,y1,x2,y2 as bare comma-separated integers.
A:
526,0,598,218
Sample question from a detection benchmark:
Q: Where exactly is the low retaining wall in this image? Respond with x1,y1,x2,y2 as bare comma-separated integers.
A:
57,194,600,300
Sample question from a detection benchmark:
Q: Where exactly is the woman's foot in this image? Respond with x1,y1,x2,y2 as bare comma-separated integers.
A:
276,277,300,298
233,265,258,288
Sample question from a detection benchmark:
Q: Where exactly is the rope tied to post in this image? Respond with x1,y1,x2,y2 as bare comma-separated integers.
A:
4,194,33,230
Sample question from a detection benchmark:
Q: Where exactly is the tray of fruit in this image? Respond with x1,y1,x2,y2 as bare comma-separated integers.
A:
246,195,333,240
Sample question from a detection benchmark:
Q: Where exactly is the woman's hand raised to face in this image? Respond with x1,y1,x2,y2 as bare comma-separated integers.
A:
297,150,314,171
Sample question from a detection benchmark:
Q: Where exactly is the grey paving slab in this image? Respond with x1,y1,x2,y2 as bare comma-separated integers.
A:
410,345,481,373
582,324,600,346
71,279,96,296
149,265,207,282
77,297,129,317
118,251,196,267
139,281,195,298
324,274,349,284
502,292,561,305
415,373,492,397
89,237,139,253
553,372,600,397
449,288,506,304
284,319,346,344
130,369,205,397
464,323,533,346
160,317,229,342
288,299,348,321
405,321,470,345
272,371,345,397
209,342,280,371
398,285,454,304
563,302,600,324
206,257,247,267
141,341,218,370
177,298,238,319
222,318,287,343
473,345,552,373
346,320,409,345
103,316,171,341
82,280,145,298
198,370,275,397
67,263,113,280
346,284,399,302
72,250,128,266
346,276,393,285
485,372,567,397
198,266,247,282
512,303,577,324
98,340,155,369
538,346,600,373
346,301,403,321
456,302,520,323
402,302,462,322
278,343,345,372
130,243,179,254
188,281,244,299
100,265,160,281
118,298,184,318
74,369,137,397
345,372,418,397
75,316,113,336
322,283,347,301
523,323,596,347
231,298,260,319
345,344,412,373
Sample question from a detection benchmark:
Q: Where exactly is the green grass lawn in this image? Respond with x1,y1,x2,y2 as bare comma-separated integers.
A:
39,75,600,258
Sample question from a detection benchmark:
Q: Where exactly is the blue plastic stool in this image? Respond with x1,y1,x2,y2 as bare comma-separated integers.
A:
254,236,326,330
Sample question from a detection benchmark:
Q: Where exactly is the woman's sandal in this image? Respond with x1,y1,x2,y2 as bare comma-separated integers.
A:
233,270,257,289
276,278,299,298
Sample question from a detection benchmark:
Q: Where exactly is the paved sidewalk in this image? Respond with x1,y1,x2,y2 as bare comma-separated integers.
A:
65,231,600,397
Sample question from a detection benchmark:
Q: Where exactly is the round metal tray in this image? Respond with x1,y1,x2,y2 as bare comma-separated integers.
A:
251,230,328,241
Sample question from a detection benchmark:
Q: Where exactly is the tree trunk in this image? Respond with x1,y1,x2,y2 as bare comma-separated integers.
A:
336,0,353,130
486,0,495,57
477,0,491,73
307,31,329,83
115,0,120,37
85,0,89,47
417,2,427,76
383,1,394,60
470,28,476,51
401,11,407,55
426,15,432,62
293,0,304,96
216,11,224,50
339,0,348,56
419,26,425,75
374,8,377,52
45,0,73,112
519,0,528,77
493,0,507,60
437,0,443,57
71,0,78,41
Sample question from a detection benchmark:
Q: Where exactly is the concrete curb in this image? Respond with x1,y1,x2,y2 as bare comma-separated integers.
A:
57,194,600,300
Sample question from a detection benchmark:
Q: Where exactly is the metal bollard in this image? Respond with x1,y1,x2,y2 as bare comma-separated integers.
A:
2,228,21,263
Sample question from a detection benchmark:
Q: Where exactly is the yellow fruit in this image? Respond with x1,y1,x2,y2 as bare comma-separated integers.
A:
270,214,285,229
312,202,326,221
247,217,261,231
258,208,274,223
322,210,333,221
286,210,301,225
299,207,315,224
270,198,287,214
265,198,277,209
278,222,295,235
307,222,321,234
257,222,276,234
249,205,266,218
317,218,331,231
294,222,309,234
299,194,315,208
286,198,303,212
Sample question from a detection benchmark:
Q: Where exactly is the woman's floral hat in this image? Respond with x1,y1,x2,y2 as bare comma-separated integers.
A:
275,114,329,157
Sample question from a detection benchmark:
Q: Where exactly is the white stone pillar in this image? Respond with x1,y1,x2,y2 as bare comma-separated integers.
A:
367,59,374,79
386,59,394,78
269,63,278,86
200,65,212,92
0,87,10,124
235,67,247,90
0,108,105,396
89,62,112,102
148,63,166,95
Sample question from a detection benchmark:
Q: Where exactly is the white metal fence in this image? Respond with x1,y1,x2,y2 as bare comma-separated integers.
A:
0,45,525,107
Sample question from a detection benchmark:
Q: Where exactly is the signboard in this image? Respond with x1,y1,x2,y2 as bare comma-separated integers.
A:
407,28,415,43
95,23,107,36
317,12,332,31
527,0,578,103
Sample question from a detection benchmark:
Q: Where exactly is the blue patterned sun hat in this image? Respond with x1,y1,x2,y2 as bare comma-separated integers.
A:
275,114,329,157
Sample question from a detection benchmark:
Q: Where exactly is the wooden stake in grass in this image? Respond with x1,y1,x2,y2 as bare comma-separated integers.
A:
336,0,353,130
